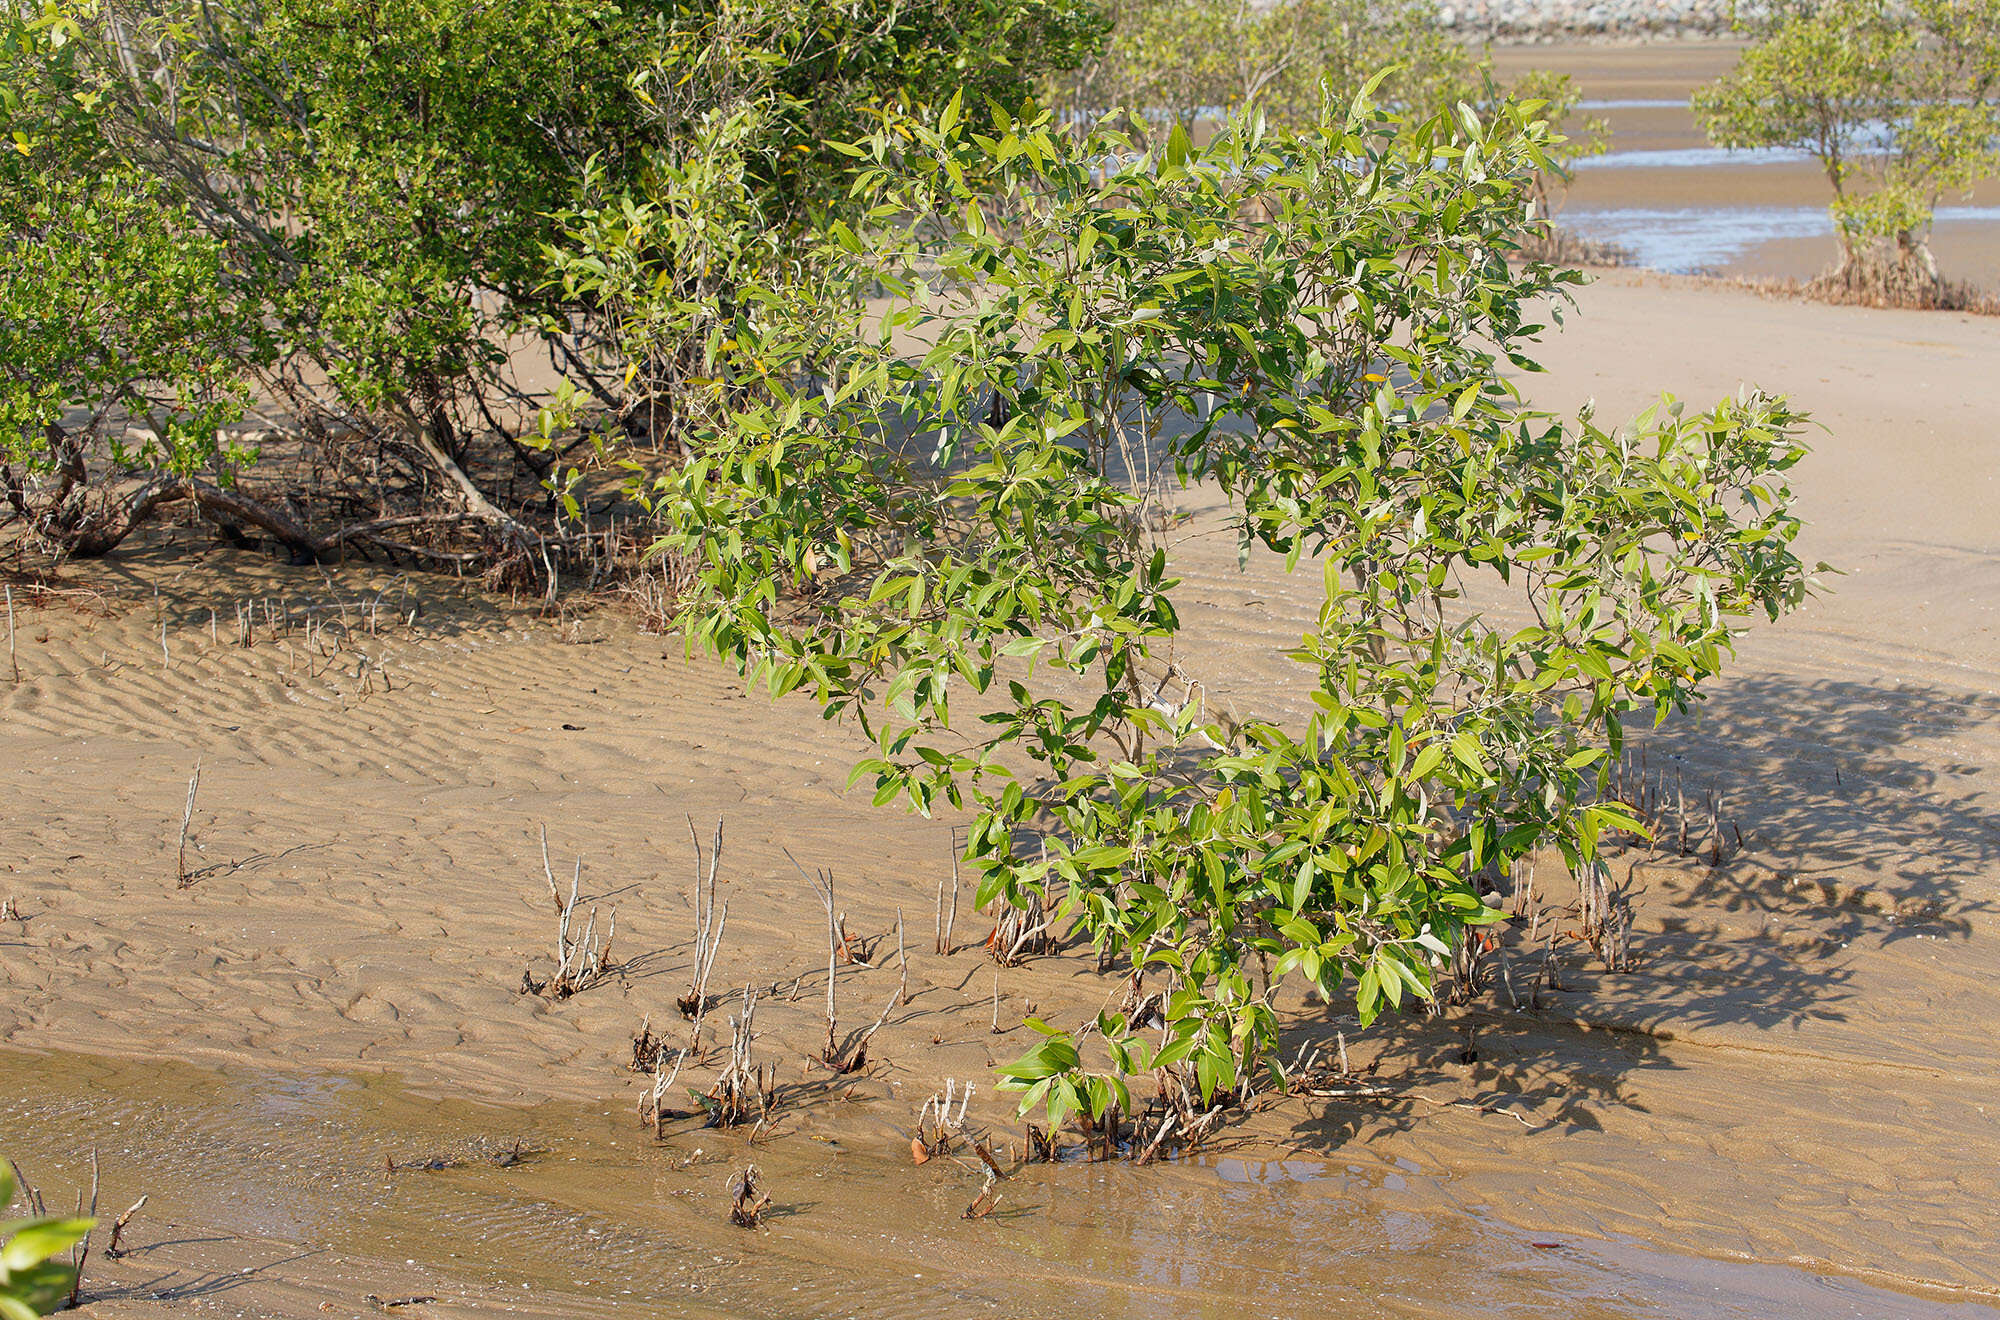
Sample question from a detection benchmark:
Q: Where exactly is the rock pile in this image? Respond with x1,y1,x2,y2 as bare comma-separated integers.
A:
1437,0,1745,40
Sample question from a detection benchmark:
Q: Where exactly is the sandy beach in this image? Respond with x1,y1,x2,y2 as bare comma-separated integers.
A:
5,268,2000,1317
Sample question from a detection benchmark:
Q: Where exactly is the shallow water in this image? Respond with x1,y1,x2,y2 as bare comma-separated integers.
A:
5,1048,1993,1319
1559,204,2000,274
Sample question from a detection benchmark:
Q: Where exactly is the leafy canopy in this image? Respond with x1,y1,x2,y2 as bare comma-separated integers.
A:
611,86,1817,1122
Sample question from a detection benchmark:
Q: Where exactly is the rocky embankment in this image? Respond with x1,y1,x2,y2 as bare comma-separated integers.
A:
1440,0,1741,39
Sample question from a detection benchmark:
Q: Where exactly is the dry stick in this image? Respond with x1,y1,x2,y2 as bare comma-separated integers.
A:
945,850,961,954
539,825,563,914
990,971,1002,1034
176,762,201,887
107,1194,146,1258
786,851,840,1062
6,584,17,684
896,908,909,1006
682,819,728,1054
69,1147,99,1309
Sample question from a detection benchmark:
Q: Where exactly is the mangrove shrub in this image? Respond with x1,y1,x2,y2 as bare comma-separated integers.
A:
607,88,1817,1120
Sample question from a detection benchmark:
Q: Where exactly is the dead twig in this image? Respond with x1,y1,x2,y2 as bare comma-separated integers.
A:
679,819,728,1053
175,763,201,888
106,1195,147,1259
895,907,909,1006
523,851,615,997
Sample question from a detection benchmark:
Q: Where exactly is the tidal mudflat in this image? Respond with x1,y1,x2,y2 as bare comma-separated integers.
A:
6,267,2000,1314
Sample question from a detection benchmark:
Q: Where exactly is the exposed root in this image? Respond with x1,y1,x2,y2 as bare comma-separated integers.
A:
986,884,1056,967
933,843,962,955
174,762,201,888
825,983,898,1075
522,843,615,998
1578,860,1633,973
678,818,729,1053
915,1079,974,1160
1517,223,1633,269
962,1169,1001,1220
638,1037,690,1138
700,985,773,1128
106,1195,147,1259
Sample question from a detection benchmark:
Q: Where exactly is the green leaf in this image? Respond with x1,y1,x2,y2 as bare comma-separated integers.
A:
1,1217,94,1272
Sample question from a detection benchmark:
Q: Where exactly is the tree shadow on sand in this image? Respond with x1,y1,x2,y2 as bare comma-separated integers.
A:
1277,673,2000,1148
1633,673,2000,937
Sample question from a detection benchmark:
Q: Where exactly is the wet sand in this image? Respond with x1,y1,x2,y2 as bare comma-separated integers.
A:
6,269,2000,1314
6,1048,1993,1320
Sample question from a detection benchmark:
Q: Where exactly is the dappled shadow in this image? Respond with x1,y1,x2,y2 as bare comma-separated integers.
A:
63,533,518,643
1278,1008,1677,1152
1276,672,2000,1148
1629,673,2000,938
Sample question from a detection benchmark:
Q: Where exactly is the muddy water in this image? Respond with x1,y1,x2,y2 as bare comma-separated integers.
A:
4,1048,1992,1319
1490,43,2000,285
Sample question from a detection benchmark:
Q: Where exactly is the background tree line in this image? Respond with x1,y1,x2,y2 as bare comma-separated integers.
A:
3,0,1596,578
